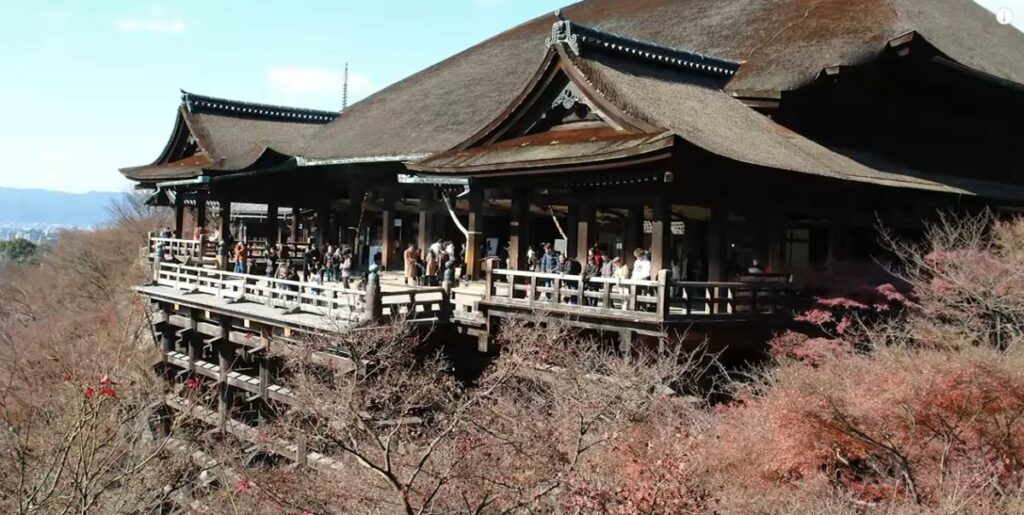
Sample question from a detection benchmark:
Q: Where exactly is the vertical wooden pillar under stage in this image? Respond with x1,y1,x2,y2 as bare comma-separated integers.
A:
508,192,532,270
649,196,671,273
465,187,485,279
380,193,396,270
576,201,595,263
624,204,644,264
173,193,185,238
267,203,279,247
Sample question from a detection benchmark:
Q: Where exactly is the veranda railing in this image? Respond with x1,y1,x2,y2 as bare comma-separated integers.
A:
152,261,450,323
484,268,795,321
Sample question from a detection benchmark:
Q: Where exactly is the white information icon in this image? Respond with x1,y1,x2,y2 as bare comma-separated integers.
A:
997,7,1014,25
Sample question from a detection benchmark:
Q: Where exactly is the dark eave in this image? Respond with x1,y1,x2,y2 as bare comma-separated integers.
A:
547,19,741,79
408,129,675,176
181,90,340,124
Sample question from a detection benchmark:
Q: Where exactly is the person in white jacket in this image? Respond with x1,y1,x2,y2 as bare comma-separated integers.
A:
630,249,652,281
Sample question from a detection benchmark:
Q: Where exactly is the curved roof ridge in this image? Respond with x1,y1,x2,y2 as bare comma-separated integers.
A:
181,90,339,124
552,20,741,78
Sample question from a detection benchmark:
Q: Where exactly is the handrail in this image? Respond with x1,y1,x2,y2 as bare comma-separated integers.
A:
483,268,796,320
152,261,449,323
484,268,670,319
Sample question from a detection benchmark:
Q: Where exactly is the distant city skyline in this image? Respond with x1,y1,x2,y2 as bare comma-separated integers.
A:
0,0,1019,194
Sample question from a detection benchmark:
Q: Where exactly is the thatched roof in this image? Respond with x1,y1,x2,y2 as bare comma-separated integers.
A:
302,0,1024,162
121,92,337,182
571,52,972,193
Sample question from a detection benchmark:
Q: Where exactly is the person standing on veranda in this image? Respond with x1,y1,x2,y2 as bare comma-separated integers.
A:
233,241,249,274
403,243,418,286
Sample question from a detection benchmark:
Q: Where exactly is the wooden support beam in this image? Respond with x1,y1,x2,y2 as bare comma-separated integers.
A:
173,194,185,239
649,196,671,273
508,191,532,270
290,208,299,244
766,211,785,274
417,190,435,253
316,203,330,250
565,203,579,259
624,204,643,265
217,318,234,431
465,187,485,280
219,199,232,243
380,192,396,270
827,215,843,269
707,208,724,282
576,202,596,263
267,203,279,247
348,188,364,259
196,196,207,234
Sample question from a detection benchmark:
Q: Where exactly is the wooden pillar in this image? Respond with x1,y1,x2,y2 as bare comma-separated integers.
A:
380,192,396,270
219,199,232,242
565,204,579,258
267,203,279,247
707,208,724,282
290,208,299,244
316,203,329,249
173,193,185,238
217,333,234,430
160,319,176,354
650,196,672,273
827,215,843,269
465,187,485,279
417,190,435,252
767,212,785,274
576,202,596,263
196,195,208,235
509,192,532,270
348,190,364,261
624,204,643,264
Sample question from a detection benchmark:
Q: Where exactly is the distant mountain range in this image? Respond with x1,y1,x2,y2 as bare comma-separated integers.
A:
0,187,124,227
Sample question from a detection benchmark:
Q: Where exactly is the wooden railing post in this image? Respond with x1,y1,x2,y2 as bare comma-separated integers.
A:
197,234,206,260
296,436,308,468
484,268,493,301
655,269,669,319
364,265,383,323
577,273,587,307
153,240,164,283
528,275,538,303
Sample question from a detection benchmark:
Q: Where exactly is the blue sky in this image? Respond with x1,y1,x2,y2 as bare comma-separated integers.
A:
0,0,1019,194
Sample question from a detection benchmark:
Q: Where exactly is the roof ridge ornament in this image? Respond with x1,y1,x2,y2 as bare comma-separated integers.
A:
546,19,581,56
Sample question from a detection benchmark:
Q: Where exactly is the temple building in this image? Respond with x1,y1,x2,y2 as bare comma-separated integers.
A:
122,0,1024,449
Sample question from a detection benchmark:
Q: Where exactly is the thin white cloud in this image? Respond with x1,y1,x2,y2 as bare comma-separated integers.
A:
116,17,186,34
472,0,506,8
266,65,375,101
